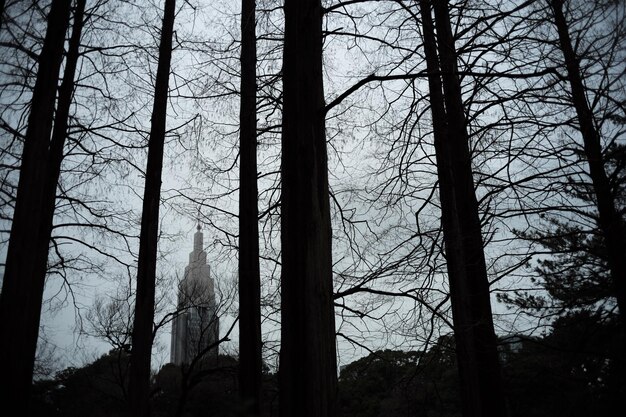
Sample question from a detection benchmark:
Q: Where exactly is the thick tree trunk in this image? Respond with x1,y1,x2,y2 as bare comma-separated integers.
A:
420,1,508,416
36,0,86,328
279,0,338,416
44,0,85,208
238,0,262,414
0,0,72,407
549,0,626,324
128,1,176,416
0,0,6,31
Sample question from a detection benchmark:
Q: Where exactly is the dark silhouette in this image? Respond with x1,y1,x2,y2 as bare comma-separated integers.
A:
128,0,176,416
238,0,263,414
548,0,626,327
0,0,73,408
419,1,507,416
0,0,6,32
279,0,338,416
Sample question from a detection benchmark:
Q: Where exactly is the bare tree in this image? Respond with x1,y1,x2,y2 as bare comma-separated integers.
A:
238,0,263,414
418,1,507,415
33,329,61,381
0,0,72,407
279,0,338,416
128,0,176,416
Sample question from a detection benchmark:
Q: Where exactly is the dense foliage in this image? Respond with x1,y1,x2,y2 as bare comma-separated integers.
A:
30,313,622,417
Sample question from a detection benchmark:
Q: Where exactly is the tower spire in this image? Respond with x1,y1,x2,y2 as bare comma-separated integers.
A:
171,215,218,366
194,221,203,252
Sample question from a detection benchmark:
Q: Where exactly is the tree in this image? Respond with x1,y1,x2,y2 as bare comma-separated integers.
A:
238,0,263,414
153,354,242,417
0,0,73,407
128,0,176,416
0,0,5,31
338,349,423,417
501,142,625,317
547,0,626,326
494,0,625,406
418,0,507,416
279,0,338,416
86,263,240,417
170,320,238,417
499,144,626,411
337,343,461,417
29,349,130,417
498,311,622,417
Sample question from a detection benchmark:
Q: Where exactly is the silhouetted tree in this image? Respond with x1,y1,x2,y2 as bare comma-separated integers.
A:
338,343,460,417
279,0,338,416
0,0,73,408
29,349,130,417
502,312,621,417
419,0,507,416
548,0,626,326
501,143,625,317
238,0,263,414
0,0,5,31
499,145,626,412
128,0,176,416
153,355,241,417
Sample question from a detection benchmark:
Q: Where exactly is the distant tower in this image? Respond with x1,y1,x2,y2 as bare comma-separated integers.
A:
170,224,219,365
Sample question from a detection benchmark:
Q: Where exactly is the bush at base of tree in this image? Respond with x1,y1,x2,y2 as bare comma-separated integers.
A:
29,351,279,417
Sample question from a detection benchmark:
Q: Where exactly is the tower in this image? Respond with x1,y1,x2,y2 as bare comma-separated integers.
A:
170,224,219,365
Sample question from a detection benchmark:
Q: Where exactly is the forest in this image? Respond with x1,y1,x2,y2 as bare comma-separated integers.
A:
0,0,624,416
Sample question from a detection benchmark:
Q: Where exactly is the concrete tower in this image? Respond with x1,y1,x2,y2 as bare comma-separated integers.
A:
170,224,219,365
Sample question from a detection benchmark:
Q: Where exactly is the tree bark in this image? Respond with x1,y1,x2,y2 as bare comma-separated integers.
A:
238,0,262,414
279,0,338,416
0,0,72,407
420,1,508,416
0,0,6,31
128,1,176,416
36,0,86,330
549,0,626,324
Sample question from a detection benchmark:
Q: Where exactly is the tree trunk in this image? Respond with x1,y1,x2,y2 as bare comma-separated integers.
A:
128,1,176,416
420,1,508,416
36,0,86,335
279,0,338,416
549,0,626,324
0,0,6,31
238,0,262,414
0,0,72,407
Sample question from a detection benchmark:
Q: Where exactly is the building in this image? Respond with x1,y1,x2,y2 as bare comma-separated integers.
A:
170,224,219,365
